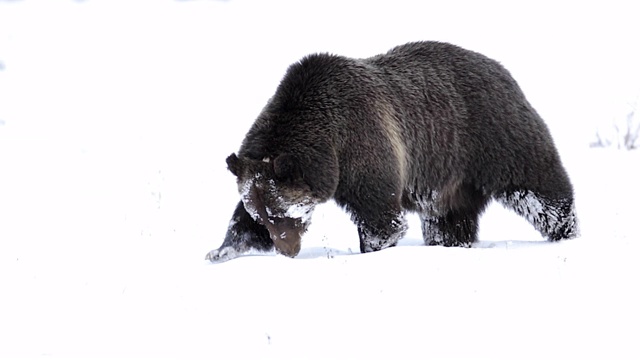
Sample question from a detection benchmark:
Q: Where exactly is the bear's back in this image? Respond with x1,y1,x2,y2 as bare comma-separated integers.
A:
365,42,566,194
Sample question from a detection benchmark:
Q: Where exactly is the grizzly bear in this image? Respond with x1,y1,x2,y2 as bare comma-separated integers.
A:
206,41,578,263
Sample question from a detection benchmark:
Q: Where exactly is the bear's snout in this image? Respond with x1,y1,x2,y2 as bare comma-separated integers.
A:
267,217,303,258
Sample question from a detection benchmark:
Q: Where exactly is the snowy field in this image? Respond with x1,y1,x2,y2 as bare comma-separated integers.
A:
1,1,639,359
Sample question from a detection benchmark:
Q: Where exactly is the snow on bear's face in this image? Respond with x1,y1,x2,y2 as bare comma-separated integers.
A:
226,153,316,257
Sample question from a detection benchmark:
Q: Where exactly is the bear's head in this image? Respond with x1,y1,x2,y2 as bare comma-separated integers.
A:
226,152,316,257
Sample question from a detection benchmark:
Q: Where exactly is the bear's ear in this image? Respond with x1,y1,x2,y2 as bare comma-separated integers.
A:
273,153,303,182
226,153,242,177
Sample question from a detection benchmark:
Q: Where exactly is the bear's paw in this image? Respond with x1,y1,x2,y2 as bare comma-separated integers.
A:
205,246,239,264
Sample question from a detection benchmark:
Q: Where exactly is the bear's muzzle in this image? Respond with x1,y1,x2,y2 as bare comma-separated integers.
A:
264,216,303,258
240,182,304,257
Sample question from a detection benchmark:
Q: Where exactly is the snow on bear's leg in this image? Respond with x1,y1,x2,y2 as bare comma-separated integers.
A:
420,214,445,246
205,246,241,263
496,190,579,241
357,211,408,253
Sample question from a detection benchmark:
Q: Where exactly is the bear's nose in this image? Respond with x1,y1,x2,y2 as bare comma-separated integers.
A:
273,236,301,257
268,217,303,257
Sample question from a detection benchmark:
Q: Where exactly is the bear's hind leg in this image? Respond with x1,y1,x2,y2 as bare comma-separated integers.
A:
205,200,274,263
496,190,578,241
420,209,481,247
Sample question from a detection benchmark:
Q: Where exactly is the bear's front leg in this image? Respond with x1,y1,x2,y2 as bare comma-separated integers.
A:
205,201,274,263
357,210,408,253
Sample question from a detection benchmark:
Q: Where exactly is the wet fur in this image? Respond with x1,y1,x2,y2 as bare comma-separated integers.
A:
206,41,578,262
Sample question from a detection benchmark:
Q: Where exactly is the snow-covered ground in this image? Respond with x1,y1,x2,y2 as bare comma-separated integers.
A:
1,1,639,359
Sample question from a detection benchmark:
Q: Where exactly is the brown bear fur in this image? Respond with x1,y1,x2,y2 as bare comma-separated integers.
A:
206,41,578,263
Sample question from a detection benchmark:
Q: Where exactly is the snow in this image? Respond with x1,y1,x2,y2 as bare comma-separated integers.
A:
284,201,314,225
1,0,639,359
239,175,260,221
